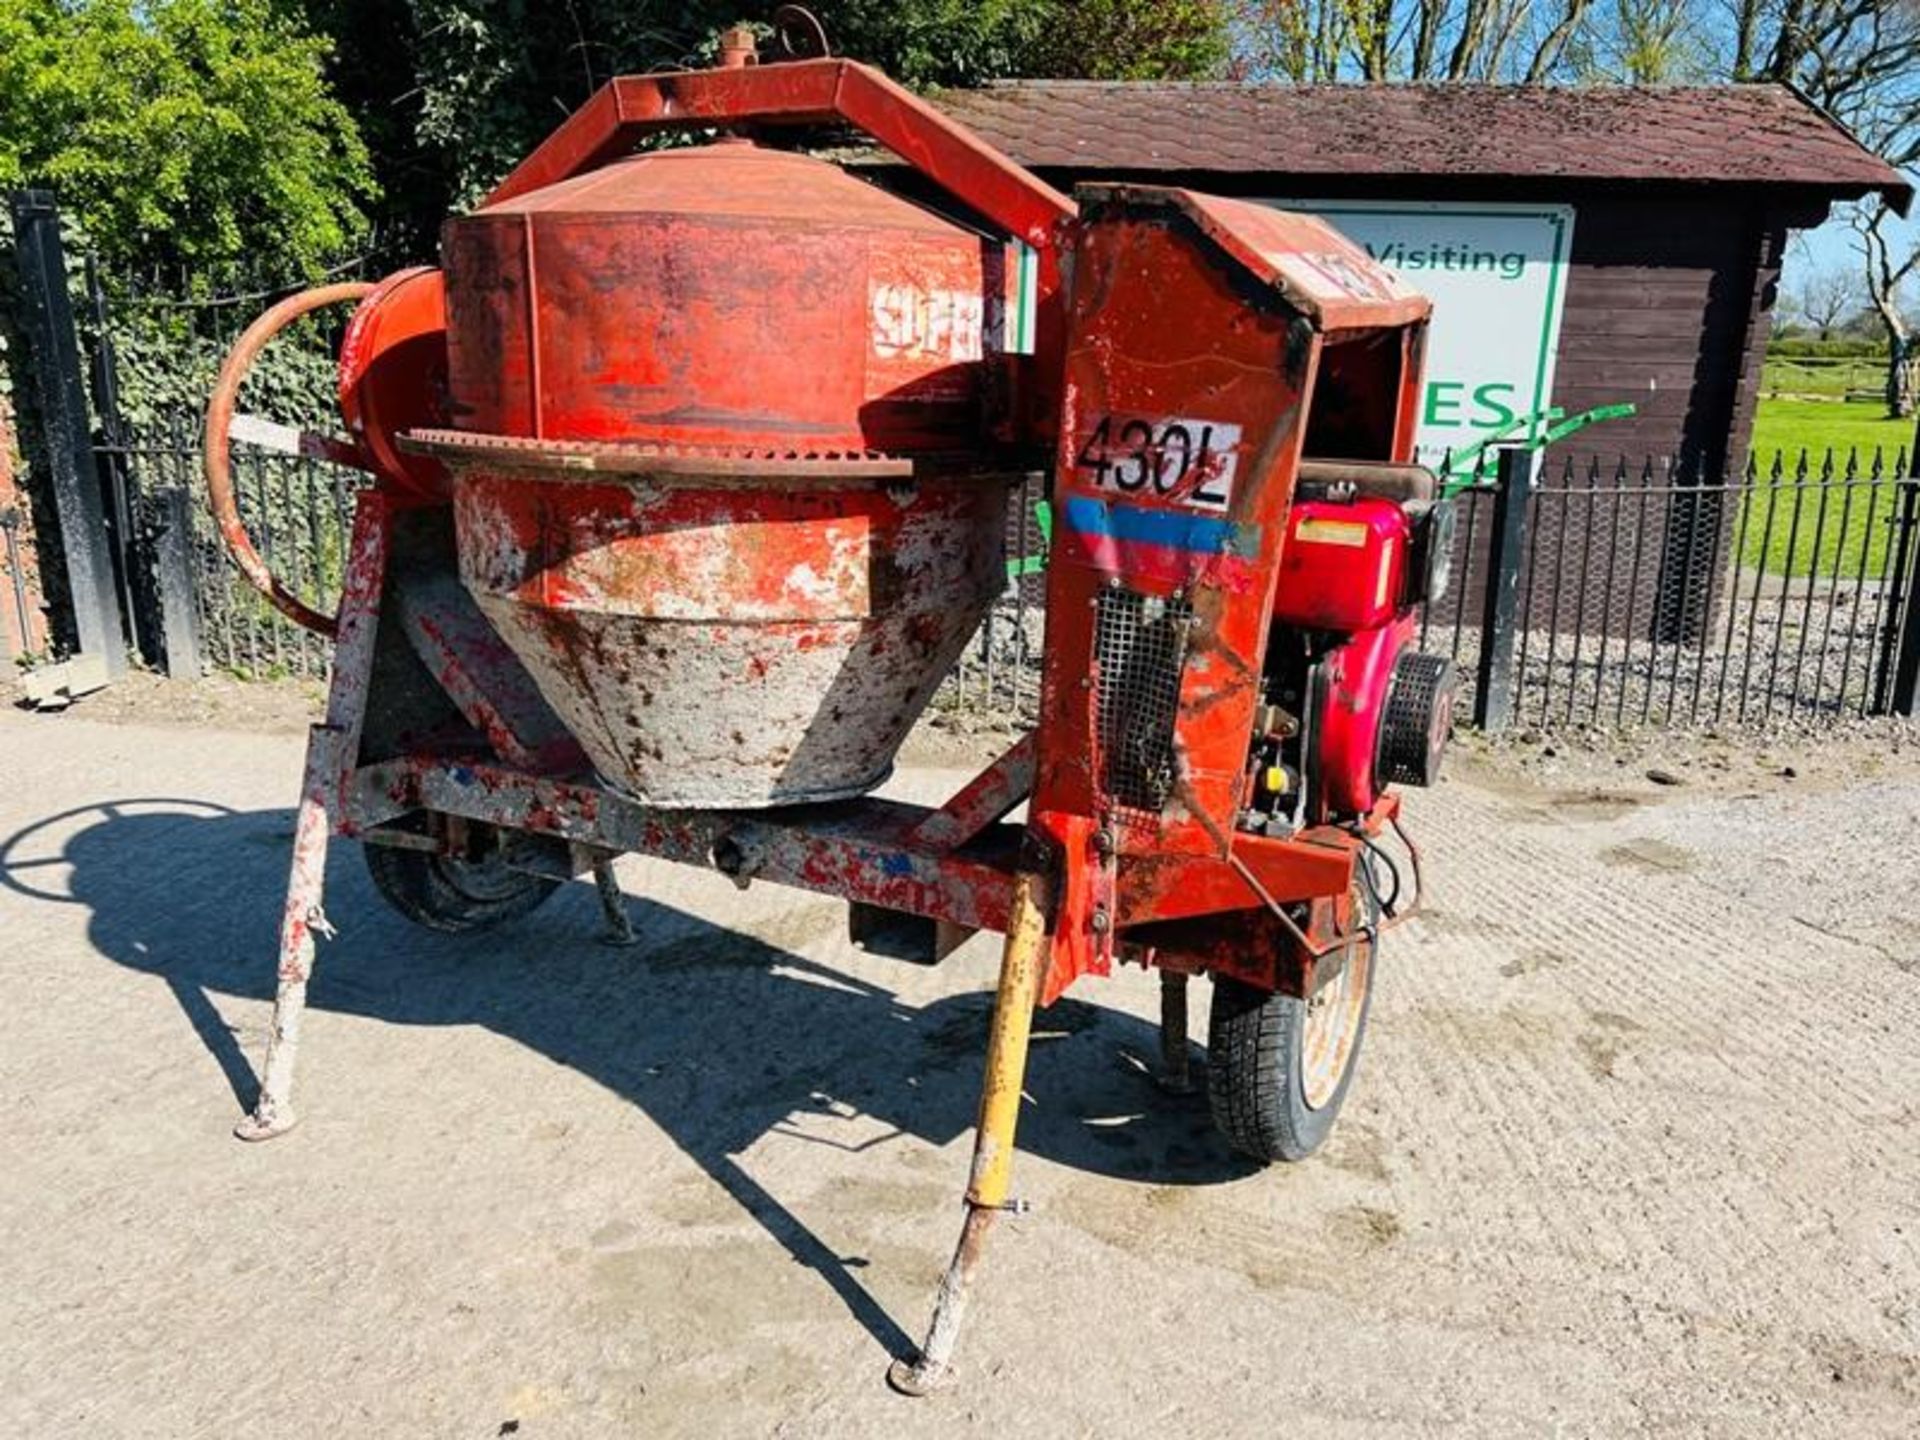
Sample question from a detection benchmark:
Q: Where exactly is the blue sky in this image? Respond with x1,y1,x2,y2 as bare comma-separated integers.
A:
1790,203,1918,292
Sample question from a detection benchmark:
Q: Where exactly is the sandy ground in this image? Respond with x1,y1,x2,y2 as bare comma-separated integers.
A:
2,697,1917,1438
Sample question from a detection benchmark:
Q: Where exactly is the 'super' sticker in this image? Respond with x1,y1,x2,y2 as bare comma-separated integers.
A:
870,283,985,363
1073,415,1243,512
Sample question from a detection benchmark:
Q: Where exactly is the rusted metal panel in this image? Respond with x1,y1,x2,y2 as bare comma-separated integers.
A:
1028,186,1427,1002
1035,189,1322,852
1116,833,1355,922
1075,186,1430,335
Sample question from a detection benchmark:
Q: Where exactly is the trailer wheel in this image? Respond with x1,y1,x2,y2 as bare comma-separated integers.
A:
1207,882,1378,1163
363,837,560,934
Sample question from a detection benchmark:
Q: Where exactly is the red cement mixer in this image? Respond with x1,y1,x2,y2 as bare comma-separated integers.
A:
206,24,1457,1393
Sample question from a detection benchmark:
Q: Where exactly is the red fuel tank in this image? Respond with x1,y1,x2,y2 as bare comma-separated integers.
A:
441,141,1008,454
1269,496,1411,633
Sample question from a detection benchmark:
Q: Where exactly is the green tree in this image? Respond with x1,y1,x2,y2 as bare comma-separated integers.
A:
0,0,375,277
298,1,1231,252
1020,0,1229,80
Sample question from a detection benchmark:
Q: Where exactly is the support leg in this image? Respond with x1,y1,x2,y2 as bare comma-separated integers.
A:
592,855,639,947
1157,969,1196,1094
888,868,1049,1396
235,725,342,1142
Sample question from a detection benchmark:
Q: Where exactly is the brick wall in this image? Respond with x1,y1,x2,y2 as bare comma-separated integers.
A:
0,391,48,660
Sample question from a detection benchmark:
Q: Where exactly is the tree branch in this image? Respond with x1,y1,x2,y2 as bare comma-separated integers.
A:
1524,0,1592,81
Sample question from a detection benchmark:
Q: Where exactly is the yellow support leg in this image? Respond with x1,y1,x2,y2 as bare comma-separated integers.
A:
888,868,1049,1395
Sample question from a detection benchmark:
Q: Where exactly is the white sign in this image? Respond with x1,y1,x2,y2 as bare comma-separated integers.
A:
1265,200,1575,477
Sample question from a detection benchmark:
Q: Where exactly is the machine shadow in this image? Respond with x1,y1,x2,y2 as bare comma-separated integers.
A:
4,798,1257,1355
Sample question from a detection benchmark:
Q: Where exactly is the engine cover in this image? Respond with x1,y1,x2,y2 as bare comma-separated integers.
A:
1311,616,1414,816
1309,622,1457,815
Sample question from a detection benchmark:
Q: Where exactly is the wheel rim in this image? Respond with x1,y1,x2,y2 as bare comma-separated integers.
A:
1300,925,1373,1111
435,852,537,904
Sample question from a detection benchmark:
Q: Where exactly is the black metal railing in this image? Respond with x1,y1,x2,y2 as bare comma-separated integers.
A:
105,415,364,679
81,430,1920,729
1420,447,1920,730
931,471,1047,731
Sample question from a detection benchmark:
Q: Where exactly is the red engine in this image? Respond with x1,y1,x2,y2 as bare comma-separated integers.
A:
1256,478,1459,825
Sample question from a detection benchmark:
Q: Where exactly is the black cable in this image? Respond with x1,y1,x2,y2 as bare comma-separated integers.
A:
1357,834,1403,918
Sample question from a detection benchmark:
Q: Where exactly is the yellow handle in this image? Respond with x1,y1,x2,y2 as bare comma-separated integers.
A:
967,869,1048,1208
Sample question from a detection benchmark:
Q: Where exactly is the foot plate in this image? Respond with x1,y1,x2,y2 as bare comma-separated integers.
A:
886,1357,952,1397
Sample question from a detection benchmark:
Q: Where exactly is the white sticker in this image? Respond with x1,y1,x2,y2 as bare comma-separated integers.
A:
229,413,305,455
1072,415,1244,512
870,283,985,363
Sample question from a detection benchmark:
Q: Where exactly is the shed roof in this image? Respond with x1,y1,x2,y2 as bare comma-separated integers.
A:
926,82,1911,210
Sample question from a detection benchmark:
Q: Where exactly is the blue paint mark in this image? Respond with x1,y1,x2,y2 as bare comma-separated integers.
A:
879,852,914,877
1060,496,1258,557
450,765,476,786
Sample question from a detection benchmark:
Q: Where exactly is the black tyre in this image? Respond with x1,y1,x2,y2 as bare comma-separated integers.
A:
363,838,560,934
1207,881,1378,1163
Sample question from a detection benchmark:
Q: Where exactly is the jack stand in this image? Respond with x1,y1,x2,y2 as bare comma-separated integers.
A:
234,725,342,1142
591,855,639,947
888,869,1048,1396
1156,970,1197,1095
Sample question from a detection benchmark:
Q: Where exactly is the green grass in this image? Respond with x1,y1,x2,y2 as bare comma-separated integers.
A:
1740,398,1914,578
1750,397,1911,465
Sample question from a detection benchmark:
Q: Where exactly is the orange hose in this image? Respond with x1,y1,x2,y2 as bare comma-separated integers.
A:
203,282,374,638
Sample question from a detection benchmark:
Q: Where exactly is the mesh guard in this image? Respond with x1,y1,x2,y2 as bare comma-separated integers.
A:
1093,588,1193,814
1377,650,1457,788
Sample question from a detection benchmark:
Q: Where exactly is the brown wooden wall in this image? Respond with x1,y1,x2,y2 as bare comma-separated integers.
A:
1510,190,1789,642
1550,191,1782,478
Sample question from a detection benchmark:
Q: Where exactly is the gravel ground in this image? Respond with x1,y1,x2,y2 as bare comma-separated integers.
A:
1423,603,1904,735
1,704,1917,1437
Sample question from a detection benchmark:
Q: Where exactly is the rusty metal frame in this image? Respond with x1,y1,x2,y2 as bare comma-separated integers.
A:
484,60,1075,250
348,758,1025,936
336,750,1370,949
293,502,1363,959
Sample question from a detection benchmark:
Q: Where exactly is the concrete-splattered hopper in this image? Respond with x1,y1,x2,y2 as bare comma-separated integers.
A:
414,143,1019,806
